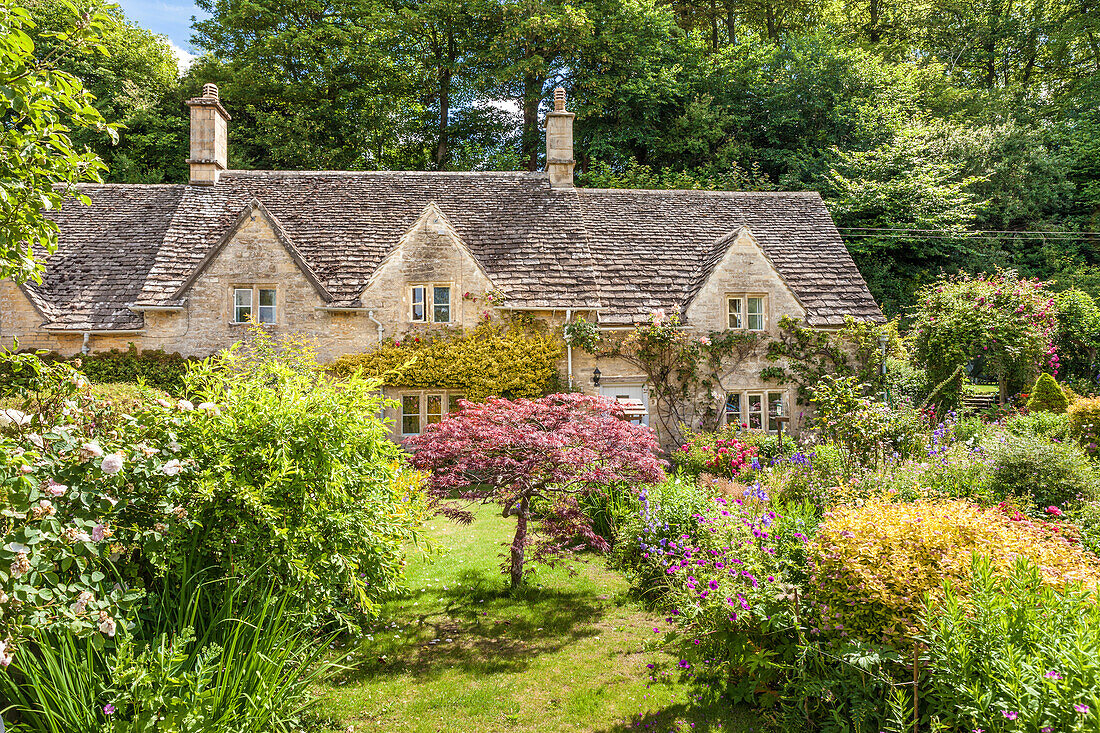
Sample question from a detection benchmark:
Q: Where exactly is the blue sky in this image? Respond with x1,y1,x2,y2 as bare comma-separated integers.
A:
116,0,208,69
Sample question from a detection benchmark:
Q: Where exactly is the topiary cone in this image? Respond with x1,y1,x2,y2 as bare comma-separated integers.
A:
1027,372,1069,413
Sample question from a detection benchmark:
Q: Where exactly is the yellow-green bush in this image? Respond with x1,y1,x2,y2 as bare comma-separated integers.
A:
329,320,563,400
1069,396,1100,457
809,500,1100,644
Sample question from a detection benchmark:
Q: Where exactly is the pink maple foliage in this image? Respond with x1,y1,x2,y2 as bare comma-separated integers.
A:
407,393,666,589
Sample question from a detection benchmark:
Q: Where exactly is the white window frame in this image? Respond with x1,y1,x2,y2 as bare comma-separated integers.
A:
257,288,277,324
409,283,454,324
231,285,279,325
401,395,421,436
233,288,252,324
724,392,742,428
747,297,766,331
727,297,743,329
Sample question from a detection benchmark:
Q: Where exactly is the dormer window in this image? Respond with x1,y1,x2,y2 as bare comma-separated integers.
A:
727,294,767,331
232,286,277,324
410,284,452,324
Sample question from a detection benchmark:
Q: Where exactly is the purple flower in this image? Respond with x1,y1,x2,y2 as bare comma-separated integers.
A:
104,704,116,715
1045,670,1063,680
1074,704,1089,714
1002,711,1018,721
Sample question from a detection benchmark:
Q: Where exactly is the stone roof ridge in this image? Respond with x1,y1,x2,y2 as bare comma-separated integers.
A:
170,197,333,303
681,226,749,311
222,169,548,179
576,187,823,197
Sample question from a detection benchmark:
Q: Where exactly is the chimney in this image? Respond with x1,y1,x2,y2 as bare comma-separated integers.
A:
544,87,575,188
186,83,231,185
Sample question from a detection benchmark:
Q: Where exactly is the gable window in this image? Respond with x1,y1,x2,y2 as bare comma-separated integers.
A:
747,297,766,331
727,297,743,329
233,288,252,324
433,286,451,323
258,289,277,324
411,287,426,322
724,393,742,427
401,395,421,435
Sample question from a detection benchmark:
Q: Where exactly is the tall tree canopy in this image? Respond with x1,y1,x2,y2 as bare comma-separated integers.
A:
26,0,1100,314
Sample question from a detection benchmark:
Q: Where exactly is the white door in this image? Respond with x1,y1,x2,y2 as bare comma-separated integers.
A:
600,384,649,426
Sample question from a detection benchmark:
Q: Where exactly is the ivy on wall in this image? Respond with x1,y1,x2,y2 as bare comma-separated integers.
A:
329,318,563,400
762,315,897,405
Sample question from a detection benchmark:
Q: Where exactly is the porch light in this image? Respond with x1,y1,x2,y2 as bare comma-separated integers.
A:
592,367,601,387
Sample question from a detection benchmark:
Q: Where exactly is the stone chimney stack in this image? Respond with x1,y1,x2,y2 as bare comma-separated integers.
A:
544,87,575,188
186,83,231,185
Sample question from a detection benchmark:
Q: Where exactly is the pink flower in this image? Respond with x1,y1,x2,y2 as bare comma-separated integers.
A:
1074,704,1089,714
44,479,67,497
1002,711,1018,721
1046,506,1063,517
91,524,107,542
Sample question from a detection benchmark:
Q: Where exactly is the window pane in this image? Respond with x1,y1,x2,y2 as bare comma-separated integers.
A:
748,394,763,430
259,289,276,306
257,289,276,324
233,288,251,323
401,395,420,435
448,395,464,413
768,392,783,432
433,286,451,323
426,394,443,424
727,298,742,329
725,393,742,427
411,287,425,321
747,298,764,330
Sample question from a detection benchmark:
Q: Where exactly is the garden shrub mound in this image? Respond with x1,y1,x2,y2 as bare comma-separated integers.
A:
810,499,1100,643
1027,372,1070,413
1069,396,1100,457
982,431,1099,509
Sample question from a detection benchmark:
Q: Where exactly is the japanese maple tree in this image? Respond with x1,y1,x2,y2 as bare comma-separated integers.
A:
407,393,666,589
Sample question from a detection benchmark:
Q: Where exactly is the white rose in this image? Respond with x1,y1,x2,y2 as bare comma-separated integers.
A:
100,452,125,475
161,459,183,476
0,408,30,427
81,442,104,459
177,400,194,411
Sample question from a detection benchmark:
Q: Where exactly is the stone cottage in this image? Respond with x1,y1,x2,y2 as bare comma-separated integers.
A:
0,84,883,443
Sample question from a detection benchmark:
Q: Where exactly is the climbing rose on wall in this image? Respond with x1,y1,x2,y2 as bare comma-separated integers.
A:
407,393,666,589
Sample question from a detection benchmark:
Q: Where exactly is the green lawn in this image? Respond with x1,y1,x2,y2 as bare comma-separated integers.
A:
317,505,757,733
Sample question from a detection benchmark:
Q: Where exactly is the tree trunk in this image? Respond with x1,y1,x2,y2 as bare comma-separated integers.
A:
765,0,778,42
522,75,542,172
724,1,737,46
709,0,719,52
509,495,531,590
868,0,880,43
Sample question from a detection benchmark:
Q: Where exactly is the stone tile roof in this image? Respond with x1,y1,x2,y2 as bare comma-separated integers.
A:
32,171,882,330
26,185,186,331
577,188,884,327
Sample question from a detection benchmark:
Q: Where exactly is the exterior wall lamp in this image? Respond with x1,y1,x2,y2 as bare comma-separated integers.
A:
592,367,601,387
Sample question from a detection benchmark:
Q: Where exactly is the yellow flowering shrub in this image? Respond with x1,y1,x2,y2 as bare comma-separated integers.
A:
329,320,563,400
809,499,1100,643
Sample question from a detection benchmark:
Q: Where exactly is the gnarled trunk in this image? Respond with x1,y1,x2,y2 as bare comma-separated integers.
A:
508,495,531,590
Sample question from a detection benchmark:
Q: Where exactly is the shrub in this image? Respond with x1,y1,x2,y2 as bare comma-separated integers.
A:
672,426,758,479
612,476,711,582
1068,396,1100,457
1027,372,1070,413
921,558,1100,733
177,330,429,625
329,319,562,400
982,430,1100,510
809,499,1100,644
1003,409,1070,441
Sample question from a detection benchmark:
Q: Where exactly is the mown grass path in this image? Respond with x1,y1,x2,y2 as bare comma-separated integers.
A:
318,505,757,732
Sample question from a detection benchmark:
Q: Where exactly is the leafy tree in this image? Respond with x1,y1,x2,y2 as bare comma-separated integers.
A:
911,271,1058,407
25,0,183,182
0,0,116,283
407,393,665,589
1052,288,1100,383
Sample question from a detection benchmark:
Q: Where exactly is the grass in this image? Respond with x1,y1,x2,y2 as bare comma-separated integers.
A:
317,504,758,733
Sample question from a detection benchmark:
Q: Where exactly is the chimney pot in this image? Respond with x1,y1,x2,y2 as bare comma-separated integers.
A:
186,81,230,185
544,87,575,189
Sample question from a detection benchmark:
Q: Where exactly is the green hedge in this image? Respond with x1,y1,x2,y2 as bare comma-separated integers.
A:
21,345,197,395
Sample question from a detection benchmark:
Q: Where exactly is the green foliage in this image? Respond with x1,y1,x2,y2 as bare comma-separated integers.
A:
1028,372,1070,413
921,558,1100,733
911,271,1058,408
764,315,897,406
611,476,710,582
0,0,117,282
671,426,758,479
36,346,196,395
1068,397,1100,457
1002,410,1070,442
982,431,1099,511
329,320,562,400
0,574,341,733
1054,289,1100,382
178,329,429,627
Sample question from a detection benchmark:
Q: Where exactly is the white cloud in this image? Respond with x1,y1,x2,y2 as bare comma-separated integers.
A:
167,40,195,75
